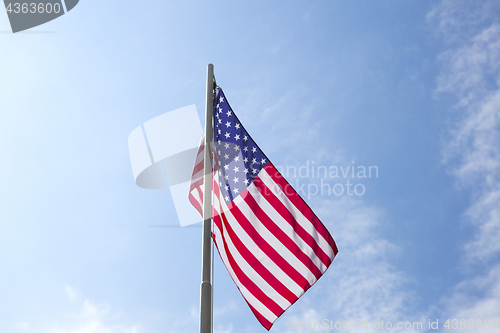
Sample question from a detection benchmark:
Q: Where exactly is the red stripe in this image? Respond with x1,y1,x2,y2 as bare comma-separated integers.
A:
189,178,204,192
195,141,204,155
239,192,312,290
252,174,332,269
246,302,275,330
216,211,284,317
244,184,322,280
188,193,202,215
189,124,338,330
212,207,224,233
196,187,203,204
224,203,298,304
191,159,204,177
211,219,275,330
213,180,222,205
212,178,220,194
264,163,338,257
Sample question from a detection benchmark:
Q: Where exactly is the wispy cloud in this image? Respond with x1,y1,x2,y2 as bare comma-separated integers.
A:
464,187,500,263
275,196,417,333
431,0,500,326
15,322,30,331
64,284,78,301
45,298,142,333
434,1,500,264
33,287,146,333
427,0,500,44
443,264,500,323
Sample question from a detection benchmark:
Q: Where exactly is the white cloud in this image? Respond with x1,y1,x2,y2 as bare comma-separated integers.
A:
436,25,500,107
275,197,417,333
214,323,233,333
464,188,500,263
427,0,500,44
15,322,30,331
213,298,239,317
435,2,500,264
432,0,500,324
43,293,144,333
64,284,78,301
441,264,500,332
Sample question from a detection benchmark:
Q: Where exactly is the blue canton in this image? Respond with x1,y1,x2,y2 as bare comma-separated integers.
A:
213,88,268,203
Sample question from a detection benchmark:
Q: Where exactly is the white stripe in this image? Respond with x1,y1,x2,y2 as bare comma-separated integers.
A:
217,195,291,310
241,181,327,274
194,148,204,162
189,134,205,190
212,204,277,323
223,196,304,297
259,168,335,261
190,189,203,208
189,135,280,321
232,190,316,290
212,173,230,215
191,168,204,183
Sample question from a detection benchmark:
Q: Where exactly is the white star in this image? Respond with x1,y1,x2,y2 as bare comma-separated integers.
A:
243,135,248,141
261,158,266,164
218,118,222,124
218,170,222,175
234,156,240,162
244,168,249,174
252,147,257,153
220,96,224,103
218,129,221,134
218,150,221,155
235,134,240,140
232,187,239,194
235,123,240,129
217,139,221,144
224,143,230,149
252,168,258,174
224,164,229,170
225,121,231,128
252,158,257,164
234,145,240,151
244,179,249,185
233,177,239,183
225,185,229,191
225,196,230,202
243,157,248,163
219,181,223,186
224,175,229,180
243,146,248,152
218,160,221,165
226,110,232,116
224,154,229,160
233,166,239,173
225,132,230,138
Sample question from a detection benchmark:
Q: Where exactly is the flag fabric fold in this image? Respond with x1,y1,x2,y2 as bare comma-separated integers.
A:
189,88,338,330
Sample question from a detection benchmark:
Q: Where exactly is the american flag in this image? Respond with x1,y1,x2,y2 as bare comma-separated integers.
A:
189,88,338,330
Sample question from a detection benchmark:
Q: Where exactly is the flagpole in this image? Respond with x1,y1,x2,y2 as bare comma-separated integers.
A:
200,63,214,333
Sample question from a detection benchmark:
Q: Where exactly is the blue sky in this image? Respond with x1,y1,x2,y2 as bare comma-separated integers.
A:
1,1,500,332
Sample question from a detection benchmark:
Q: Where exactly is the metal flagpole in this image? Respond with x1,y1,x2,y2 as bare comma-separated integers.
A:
200,63,214,333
